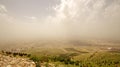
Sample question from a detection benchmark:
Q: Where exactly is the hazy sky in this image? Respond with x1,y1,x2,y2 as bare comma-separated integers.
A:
0,0,120,40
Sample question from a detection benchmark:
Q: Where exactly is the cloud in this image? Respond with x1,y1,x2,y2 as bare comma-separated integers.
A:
0,4,8,14
23,16,38,23
24,16,37,20
0,4,8,19
0,4,16,23
53,0,120,22
48,0,120,39
22,16,40,23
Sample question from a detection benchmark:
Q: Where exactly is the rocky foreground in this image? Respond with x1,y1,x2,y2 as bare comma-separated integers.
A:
0,54,36,67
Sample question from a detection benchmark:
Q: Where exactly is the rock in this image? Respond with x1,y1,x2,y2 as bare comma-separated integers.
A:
0,54,36,67
7,65,12,67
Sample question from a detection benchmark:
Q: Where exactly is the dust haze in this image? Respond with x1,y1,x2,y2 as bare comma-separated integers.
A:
0,0,120,42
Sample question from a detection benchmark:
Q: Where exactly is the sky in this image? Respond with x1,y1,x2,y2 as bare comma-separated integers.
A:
0,0,120,41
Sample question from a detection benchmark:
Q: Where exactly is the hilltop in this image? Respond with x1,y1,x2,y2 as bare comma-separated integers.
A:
0,53,35,67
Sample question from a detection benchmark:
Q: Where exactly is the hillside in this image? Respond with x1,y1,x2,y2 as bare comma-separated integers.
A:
0,54,36,67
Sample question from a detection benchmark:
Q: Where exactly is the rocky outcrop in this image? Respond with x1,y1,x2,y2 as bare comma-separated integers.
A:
0,54,36,67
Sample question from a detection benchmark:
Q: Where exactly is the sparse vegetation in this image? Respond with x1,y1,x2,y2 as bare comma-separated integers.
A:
29,50,120,67
1,50,31,57
0,40,120,67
